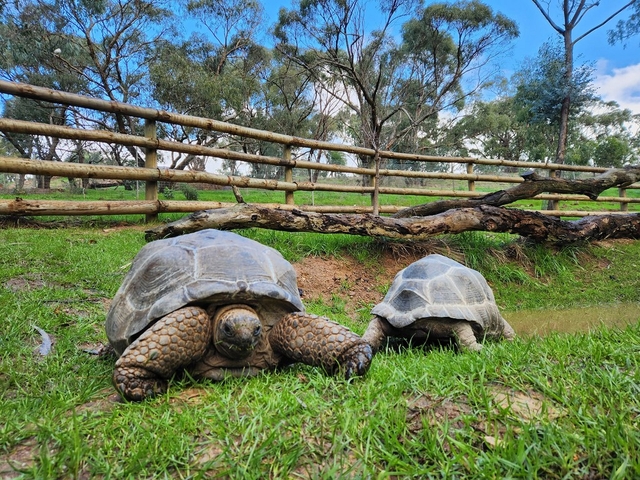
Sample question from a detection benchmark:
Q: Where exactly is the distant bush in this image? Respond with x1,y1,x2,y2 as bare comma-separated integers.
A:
161,186,175,199
180,184,199,201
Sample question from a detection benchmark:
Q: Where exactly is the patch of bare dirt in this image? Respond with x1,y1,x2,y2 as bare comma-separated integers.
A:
73,388,122,415
404,392,494,452
406,393,475,434
0,435,97,480
294,255,387,316
3,276,46,292
293,240,463,319
405,385,564,450
169,387,210,412
0,438,38,479
487,384,564,421
193,442,225,468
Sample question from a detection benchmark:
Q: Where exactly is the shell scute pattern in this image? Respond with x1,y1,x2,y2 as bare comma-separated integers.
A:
106,229,303,356
127,244,195,312
372,254,501,329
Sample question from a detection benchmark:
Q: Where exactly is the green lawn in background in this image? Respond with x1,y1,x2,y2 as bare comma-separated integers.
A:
2,177,638,214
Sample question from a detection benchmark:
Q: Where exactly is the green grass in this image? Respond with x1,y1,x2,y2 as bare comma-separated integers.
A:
2,179,639,217
1,227,640,478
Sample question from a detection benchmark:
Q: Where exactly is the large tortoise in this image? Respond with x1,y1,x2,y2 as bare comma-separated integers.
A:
106,229,372,401
362,254,515,352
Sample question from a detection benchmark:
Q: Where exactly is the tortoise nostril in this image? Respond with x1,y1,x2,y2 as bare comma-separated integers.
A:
223,324,234,337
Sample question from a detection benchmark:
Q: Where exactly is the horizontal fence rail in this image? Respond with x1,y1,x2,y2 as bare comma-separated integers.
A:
1,80,639,220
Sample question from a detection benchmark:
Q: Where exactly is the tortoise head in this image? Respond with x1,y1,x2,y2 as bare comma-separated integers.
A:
210,304,263,359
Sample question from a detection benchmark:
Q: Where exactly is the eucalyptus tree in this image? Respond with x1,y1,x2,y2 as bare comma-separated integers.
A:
514,42,597,124
273,0,518,193
447,96,528,163
149,0,274,172
0,135,19,189
513,40,597,172
443,89,562,176
262,54,316,137
453,80,638,171
451,44,600,169
258,52,336,181
237,50,348,182
0,0,174,174
578,101,639,168
0,98,38,193
273,0,411,182
530,0,639,166
0,95,70,188
150,37,272,171
1,0,84,186
609,1,640,45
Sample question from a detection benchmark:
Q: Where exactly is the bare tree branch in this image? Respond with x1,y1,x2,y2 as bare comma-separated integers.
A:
573,1,637,44
532,0,565,33
393,166,640,218
145,165,640,245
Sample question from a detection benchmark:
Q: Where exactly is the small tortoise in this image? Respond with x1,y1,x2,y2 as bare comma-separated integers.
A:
362,254,515,353
105,229,372,401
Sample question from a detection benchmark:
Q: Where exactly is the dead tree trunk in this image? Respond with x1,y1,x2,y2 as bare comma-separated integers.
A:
145,166,640,246
394,167,640,218
145,203,640,246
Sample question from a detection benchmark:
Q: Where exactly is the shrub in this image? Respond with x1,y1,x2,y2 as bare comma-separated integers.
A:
180,184,199,201
161,186,175,199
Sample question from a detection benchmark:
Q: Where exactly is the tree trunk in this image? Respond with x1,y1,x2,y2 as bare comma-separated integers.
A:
144,203,640,246
145,166,640,245
371,151,381,216
16,174,25,192
37,175,52,189
544,28,574,211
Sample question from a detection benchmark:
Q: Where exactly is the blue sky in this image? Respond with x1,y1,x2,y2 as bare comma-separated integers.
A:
261,0,640,113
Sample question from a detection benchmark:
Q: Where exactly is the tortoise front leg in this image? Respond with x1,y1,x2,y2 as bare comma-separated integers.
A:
451,321,483,352
501,317,516,341
361,316,395,353
270,312,372,379
113,306,211,401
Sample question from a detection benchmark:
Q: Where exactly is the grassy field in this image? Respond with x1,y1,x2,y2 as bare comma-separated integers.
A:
2,177,639,217
1,224,639,478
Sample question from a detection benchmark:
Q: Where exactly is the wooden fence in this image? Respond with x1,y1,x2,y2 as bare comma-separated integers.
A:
1,80,639,222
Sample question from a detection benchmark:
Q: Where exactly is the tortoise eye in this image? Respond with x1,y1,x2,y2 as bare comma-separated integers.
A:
222,324,234,337
253,325,262,337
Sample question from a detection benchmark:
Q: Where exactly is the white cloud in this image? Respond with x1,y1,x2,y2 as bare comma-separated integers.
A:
594,61,640,114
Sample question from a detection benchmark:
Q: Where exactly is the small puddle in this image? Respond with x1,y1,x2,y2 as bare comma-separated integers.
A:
504,303,640,336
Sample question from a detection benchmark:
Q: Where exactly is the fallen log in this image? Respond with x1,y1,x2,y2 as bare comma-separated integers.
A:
394,166,640,218
145,203,640,245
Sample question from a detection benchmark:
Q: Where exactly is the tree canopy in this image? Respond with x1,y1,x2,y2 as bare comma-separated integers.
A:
0,0,638,181
529,0,639,166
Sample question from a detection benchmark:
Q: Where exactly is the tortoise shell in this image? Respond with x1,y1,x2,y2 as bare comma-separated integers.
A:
371,254,503,333
105,229,303,355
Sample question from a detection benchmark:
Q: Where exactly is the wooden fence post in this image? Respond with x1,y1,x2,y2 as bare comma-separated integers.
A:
467,163,475,192
619,187,628,212
372,151,381,216
284,144,294,205
548,169,559,211
144,119,158,223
